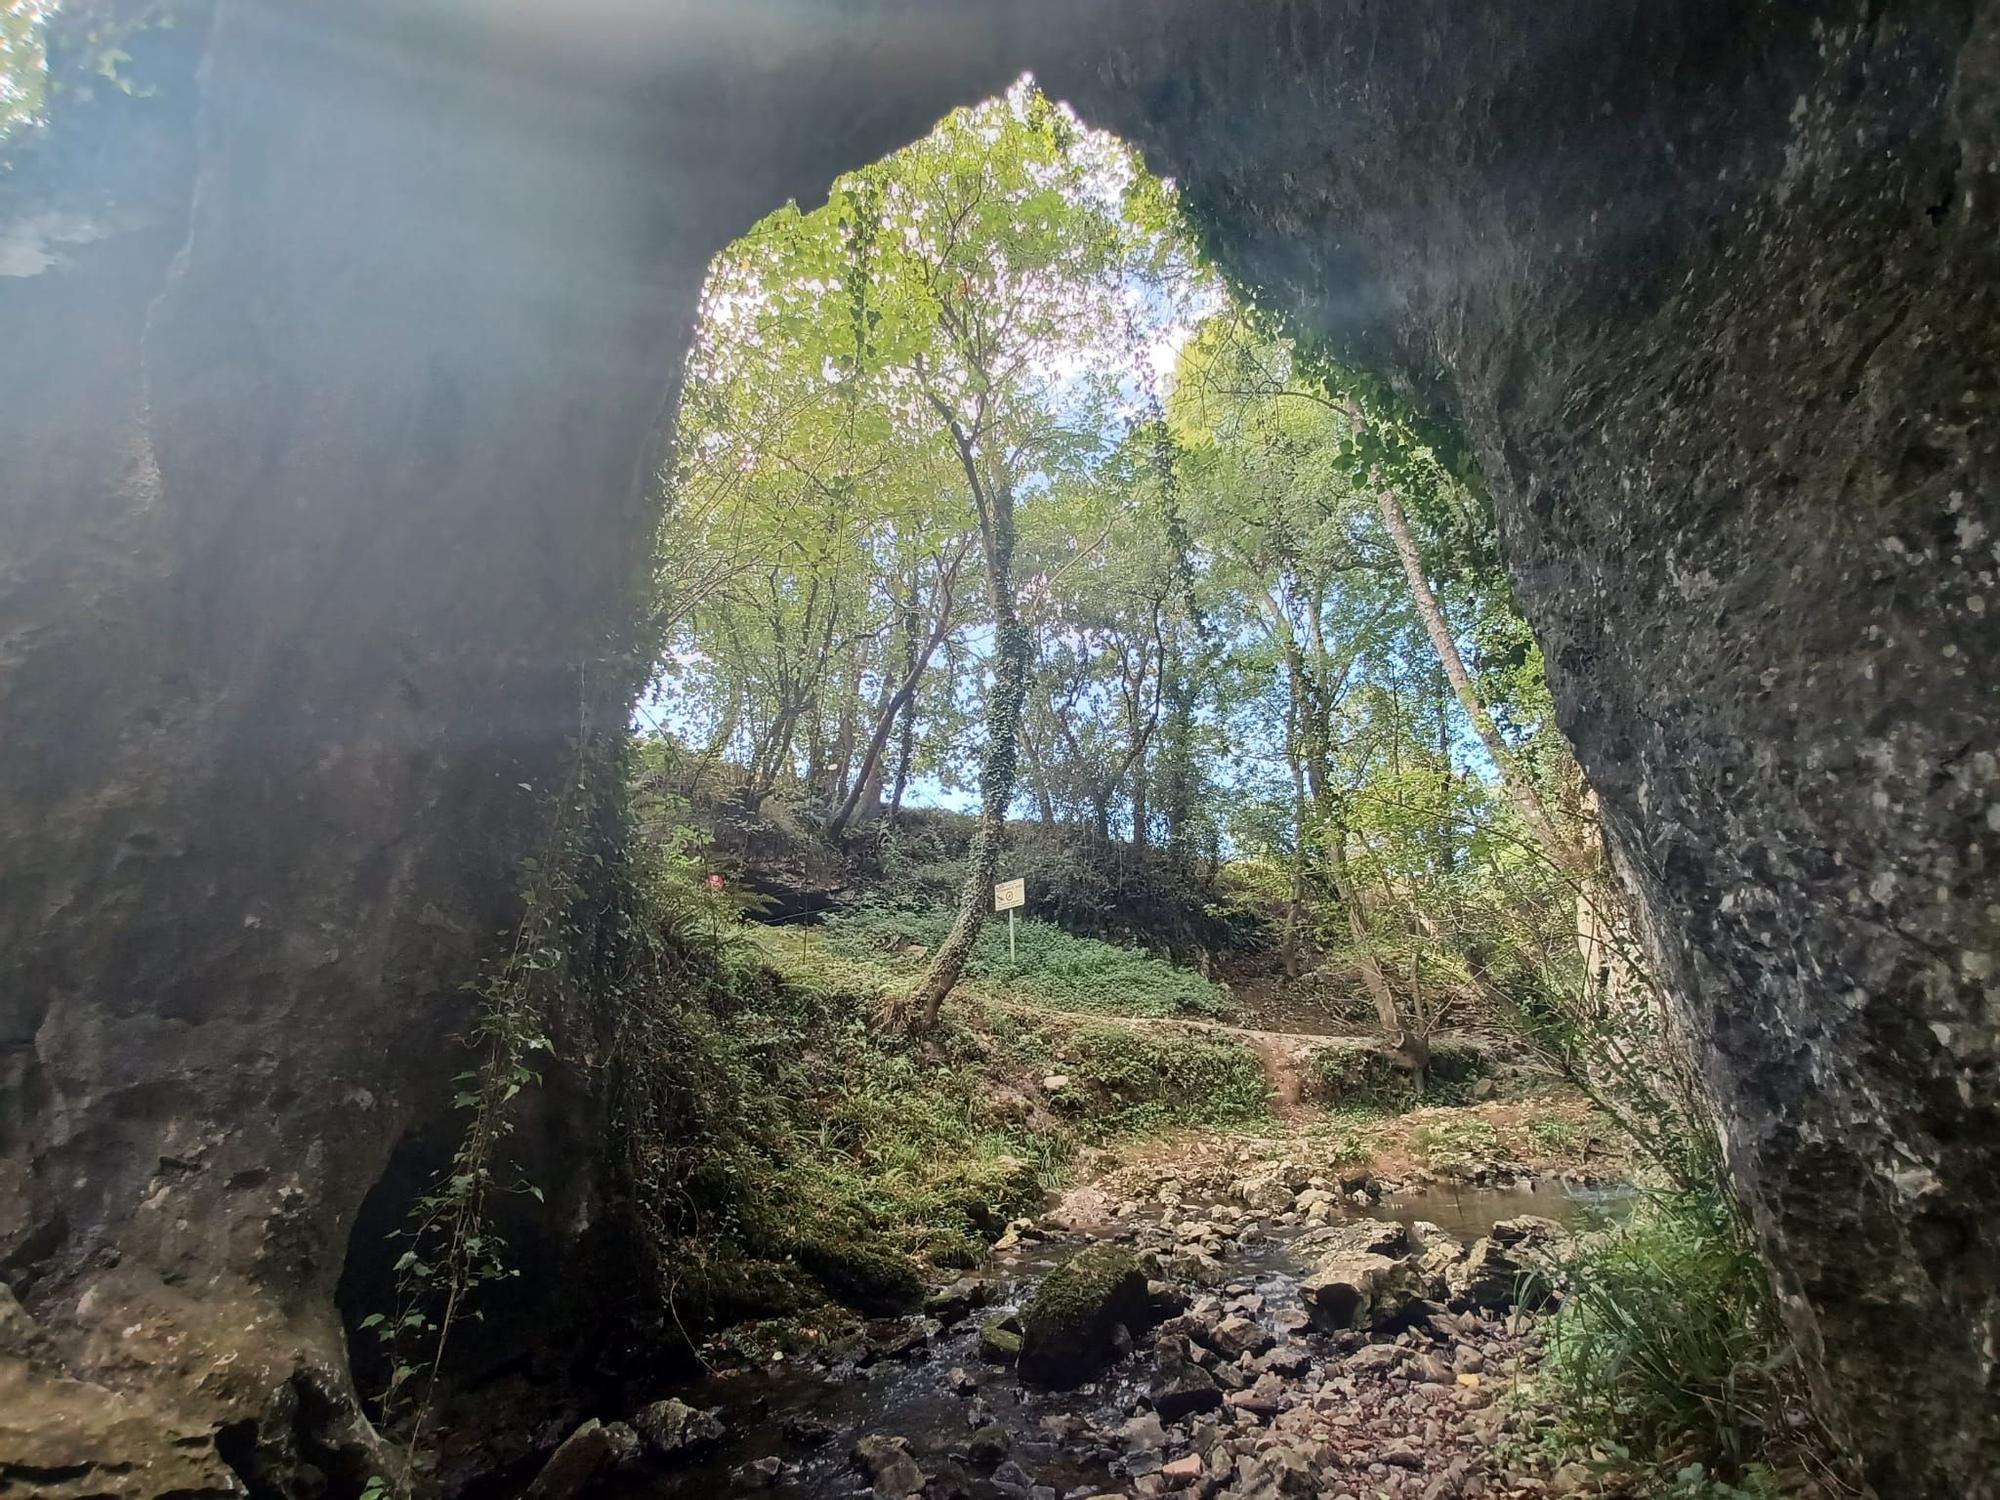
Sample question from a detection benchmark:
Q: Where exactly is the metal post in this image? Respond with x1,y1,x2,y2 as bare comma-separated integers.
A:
1008,907,1017,962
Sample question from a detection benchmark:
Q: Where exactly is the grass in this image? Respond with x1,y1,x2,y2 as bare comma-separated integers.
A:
632,919,1268,1352
821,900,1234,1019
1528,1188,1795,1494
1309,1036,1491,1110
1056,1024,1271,1138
1412,1116,1505,1172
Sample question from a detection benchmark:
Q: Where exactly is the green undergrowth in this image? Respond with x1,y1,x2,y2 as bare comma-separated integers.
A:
1047,1023,1271,1137
1308,1036,1490,1109
621,917,1267,1350
1511,1187,1807,1498
820,899,1233,1019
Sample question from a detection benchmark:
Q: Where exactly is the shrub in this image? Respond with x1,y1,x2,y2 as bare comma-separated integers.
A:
1412,1117,1504,1173
1060,1025,1270,1136
1309,1037,1490,1110
1536,1189,1788,1489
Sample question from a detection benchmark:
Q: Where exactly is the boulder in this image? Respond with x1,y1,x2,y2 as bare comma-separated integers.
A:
1298,1250,1428,1333
1018,1245,1153,1388
1446,1233,1557,1312
632,1397,727,1458
1150,1357,1224,1420
852,1433,928,1498
978,1317,1024,1363
525,1421,621,1500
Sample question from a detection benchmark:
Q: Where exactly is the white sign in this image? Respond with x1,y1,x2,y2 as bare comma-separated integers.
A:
993,878,1026,912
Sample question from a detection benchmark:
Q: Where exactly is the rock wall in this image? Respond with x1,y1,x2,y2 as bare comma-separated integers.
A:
1,1,1993,1495
1043,5,2000,1494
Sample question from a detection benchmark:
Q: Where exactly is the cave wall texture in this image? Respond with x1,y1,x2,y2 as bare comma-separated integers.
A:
0,1,1994,1496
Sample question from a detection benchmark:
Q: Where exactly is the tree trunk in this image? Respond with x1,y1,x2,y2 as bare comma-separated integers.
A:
1326,836,1403,1040
911,619,1030,1024
828,555,962,840
912,422,1027,1025
888,695,917,821
1372,484,1572,867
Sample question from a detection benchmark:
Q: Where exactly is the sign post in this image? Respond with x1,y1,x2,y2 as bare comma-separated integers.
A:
993,878,1025,961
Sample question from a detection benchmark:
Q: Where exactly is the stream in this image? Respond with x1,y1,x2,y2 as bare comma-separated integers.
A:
594,1179,1632,1500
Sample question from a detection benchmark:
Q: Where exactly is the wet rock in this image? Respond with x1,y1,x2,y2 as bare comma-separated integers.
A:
861,1317,935,1362
632,1397,727,1458
1018,1244,1153,1388
968,1423,1012,1468
945,1365,979,1396
926,1278,991,1325
852,1433,928,1498
979,1316,1024,1363
1151,1357,1224,1420
1207,1314,1275,1359
783,1412,834,1445
747,1455,784,1485
524,1420,619,1500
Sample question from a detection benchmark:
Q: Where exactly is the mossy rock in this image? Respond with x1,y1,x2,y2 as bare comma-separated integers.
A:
790,1237,922,1315
1017,1244,1151,1388
978,1318,1023,1363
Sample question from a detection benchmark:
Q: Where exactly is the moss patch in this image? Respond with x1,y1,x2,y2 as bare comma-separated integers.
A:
1017,1244,1151,1388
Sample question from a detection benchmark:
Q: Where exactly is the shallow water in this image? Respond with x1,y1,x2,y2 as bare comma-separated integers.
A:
1373,1178,1635,1242
594,1182,1627,1499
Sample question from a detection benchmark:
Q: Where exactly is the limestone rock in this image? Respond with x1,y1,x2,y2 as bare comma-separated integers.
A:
1150,1357,1224,1421
851,1433,928,1498
1018,1245,1152,1388
632,1397,726,1458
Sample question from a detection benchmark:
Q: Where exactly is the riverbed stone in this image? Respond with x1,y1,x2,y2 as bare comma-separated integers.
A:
1018,1245,1153,1388
852,1433,927,1498
632,1397,726,1458
1298,1251,1428,1334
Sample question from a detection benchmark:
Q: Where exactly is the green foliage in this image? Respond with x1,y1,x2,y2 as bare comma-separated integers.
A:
1058,1024,1270,1136
0,2,51,139
1536,1189,1788,1489
1310,1038,1489,1110
1527,1116,1584,1155
1412,1116,1505,1173
823,900,1232,1018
